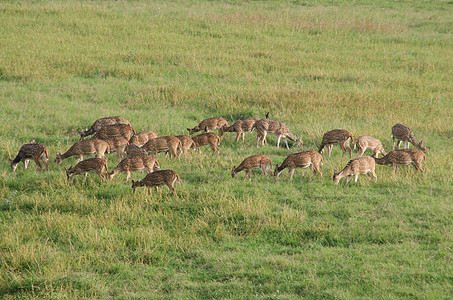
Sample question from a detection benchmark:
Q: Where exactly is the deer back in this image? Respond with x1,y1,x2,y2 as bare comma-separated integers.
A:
142,136,181,151
192,133,220,147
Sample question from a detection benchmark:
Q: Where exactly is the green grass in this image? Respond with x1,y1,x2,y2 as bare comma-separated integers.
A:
1,0,452,298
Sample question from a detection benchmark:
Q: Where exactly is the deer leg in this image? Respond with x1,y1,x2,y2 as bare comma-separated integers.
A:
33,157,42,171
315,163,322,176
354,174,359,183
289,168,295,180
241,132,245,142
235,132,240,143
358,147,366,157
396,140,402,149
284,137,290,150
262,132,267,146
125,171,131,182
41,155,49,171
346,176,350,184
328,145,333,158
23,159,30,170
371,170,377,182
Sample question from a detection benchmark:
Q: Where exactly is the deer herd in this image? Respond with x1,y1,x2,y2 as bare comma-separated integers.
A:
8,115,428,194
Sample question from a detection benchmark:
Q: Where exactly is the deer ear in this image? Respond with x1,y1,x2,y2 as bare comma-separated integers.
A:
333,170,337,175
186,128,190,131
232,166,236,170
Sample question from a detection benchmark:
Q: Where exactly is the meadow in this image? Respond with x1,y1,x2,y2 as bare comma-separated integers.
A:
1,0,452,298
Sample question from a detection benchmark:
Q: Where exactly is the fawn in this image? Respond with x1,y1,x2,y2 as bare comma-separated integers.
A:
318,129,353,158
187,117,228,135
56,139,109,164
132,170,180,195
9,142,49,172
91,124,136,141
174,135,196,155
102,136,129,159
191,133,221,155
141,136,182,159
65,158,108,183
374,149,426,174
354,135,387,158
274,150,323,179
219,117,260,142
108,155,159,182
333,156,377,184
231,154,272,180
78,116,131,140
252,119,302,149
129,131,158,147
391,123,428,153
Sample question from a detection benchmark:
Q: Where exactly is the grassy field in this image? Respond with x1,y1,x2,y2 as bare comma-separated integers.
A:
1,0,452,298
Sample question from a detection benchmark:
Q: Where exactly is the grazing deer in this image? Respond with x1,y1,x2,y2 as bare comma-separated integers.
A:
191,133,221,155
91,124,136,141
78,116,131,139
124,143,147,158
219,117,260,142
129,131,158,147
232,154,272,180
174,135,196,155
65,158,108,183
318,129,353,158
354,135,387,158
373,149,426,174
391,123,428,153
9,143,49,172
187,117,228,135
108,155,159,182
132,169,180,195
56,139,109,164
333,156,377,184
102,136,129,159
141,136,182,159
252,119,302,149
274,150,323,179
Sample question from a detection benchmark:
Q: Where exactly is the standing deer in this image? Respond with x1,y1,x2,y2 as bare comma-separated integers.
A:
9,143,49,172
391,123,428,153
174,135,196,155
102,136,129,159
191,133,221,155
65,158,108,183
332,156,377,184
108,155,159,182
132,170,180,195
56,139,109,164
373,149,426,174
252,119,303,149
219,117,260,142
231,154,272,180
318,129,353,158
354,135,387,158
124,143,147,158
274,150,323,179
141,136,182,159
91,124,136,141
78,116,131,140
129,131,158,147
187,117,228,135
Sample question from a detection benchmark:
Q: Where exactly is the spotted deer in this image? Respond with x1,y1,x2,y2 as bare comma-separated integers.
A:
141,136,182,159
191,133,221,155
9,143,49,172
332,156,377,184
318,129,353,158
108,155,159,182
91,124,136,141
56,139,109,164
391,123,428,153
374,149,426,174
124,143,147,158
102,136,129,159
129,131,158,147
354,135,387,158
187,117,228,135
274,150,323,179
231,154,272,180
65,158,108,183
252,119,303,149
132,169,180,195
219,117,260,142
78,116,131,140
174,135,196,155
